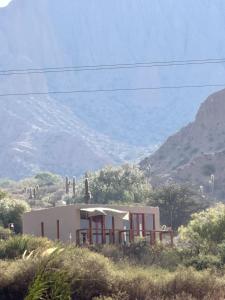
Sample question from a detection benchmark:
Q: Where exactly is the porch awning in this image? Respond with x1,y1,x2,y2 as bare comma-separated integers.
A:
80,207,129,220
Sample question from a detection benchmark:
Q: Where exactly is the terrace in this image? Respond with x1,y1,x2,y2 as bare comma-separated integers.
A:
76,207,173,246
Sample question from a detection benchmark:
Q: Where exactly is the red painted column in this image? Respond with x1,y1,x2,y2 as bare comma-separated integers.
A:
102,215,106,244
41,222,44,237
152,214,156,244
112,216,115,244
130,213,133,242
89,217,93,244
56,220,60,240
142,213,146,237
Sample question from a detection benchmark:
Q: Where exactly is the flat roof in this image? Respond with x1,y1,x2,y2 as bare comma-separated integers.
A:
23,203,159,215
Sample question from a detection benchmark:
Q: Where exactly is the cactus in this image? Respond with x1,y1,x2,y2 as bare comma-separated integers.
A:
33,188,36,199
29,188,33,199
65,176,70,194
72,176,76,198
84,174,91,204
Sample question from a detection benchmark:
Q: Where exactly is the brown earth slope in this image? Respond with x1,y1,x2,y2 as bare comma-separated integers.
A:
141,89,225,199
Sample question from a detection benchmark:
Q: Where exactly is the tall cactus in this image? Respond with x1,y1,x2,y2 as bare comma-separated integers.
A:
33,188,36,199
65,176,70,194
84,174,91,204
72,176,76,198
29,188,33,199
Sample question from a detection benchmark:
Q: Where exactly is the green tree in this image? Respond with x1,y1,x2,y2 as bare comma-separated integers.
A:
0,197,30,233
34,172,61,186
179,203,225,254
0,190,7,200
149,184,206,230
76,164,151,204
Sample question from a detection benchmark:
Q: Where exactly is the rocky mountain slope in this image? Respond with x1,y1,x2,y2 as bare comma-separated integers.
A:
0,97,148,179
141,89,225,199
1,0,225,178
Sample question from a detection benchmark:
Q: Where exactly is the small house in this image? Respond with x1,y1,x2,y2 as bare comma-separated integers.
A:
23,204,173,245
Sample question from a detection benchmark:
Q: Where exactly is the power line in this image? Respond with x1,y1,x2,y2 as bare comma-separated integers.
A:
0,83,224,97
1,57,225,76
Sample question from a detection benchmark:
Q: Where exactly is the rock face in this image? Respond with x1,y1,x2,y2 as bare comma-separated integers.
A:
0,97,115,179
141,89,225,199
1,1,225,178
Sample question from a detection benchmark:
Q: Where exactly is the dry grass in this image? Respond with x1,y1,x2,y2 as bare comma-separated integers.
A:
1,236,225,299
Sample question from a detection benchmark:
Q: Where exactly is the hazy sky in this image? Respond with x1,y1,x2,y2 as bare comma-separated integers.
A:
0,0,12,8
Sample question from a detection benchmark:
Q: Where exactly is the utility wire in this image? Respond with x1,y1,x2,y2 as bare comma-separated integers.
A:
0,83,224,97
1,57,225,76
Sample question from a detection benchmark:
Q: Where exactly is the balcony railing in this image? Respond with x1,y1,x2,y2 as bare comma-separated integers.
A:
76,229,173,246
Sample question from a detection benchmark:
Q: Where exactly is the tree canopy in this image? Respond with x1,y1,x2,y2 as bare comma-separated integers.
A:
34,172,62,186
179,203,225,253
76,164,152,204
149,184,206,230
0,191,30,233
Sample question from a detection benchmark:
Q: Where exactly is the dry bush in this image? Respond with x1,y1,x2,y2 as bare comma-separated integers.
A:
1,236,225,299
0,235,54,259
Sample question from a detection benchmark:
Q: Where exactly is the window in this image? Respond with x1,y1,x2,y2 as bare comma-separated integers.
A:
105,215,113,229
80,211,89,229
145,214,155,230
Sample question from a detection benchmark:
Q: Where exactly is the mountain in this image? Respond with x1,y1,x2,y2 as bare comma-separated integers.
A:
1,0,225,178
141,88,225,199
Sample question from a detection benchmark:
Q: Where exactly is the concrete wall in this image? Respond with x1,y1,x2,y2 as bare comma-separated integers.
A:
23,205,79,243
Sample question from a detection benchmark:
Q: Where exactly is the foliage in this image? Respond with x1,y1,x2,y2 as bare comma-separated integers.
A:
0,237,225,300
0,173,64,209
34,172,62,186
94,240,181,270
1,235,225,299
0,258,39,300
149,184,206,229
26,271,71,300
75,164,151,204
0,235,53,259
0,197,30,233
0,190,7,200
0,226,13,240
179,203,225,253
184,254,222,271
25,249,71,300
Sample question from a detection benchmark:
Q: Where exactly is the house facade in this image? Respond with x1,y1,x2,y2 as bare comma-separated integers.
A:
23,204,173,245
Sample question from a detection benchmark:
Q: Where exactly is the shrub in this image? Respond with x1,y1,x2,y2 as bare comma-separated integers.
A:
0,259,38,300
0,226,12,240
94,240,181,270
178,203,225,254
34,172,61,186
184,255,222,271
1,236,225,299
0,235,54,259
25,250,71,300
0,198,30,233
